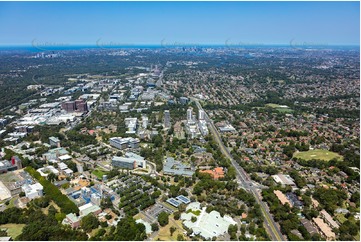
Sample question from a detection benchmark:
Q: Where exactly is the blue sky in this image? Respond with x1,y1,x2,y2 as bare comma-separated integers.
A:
0,1,359,46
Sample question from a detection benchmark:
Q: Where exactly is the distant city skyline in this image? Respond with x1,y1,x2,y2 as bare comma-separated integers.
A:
0,1,359,46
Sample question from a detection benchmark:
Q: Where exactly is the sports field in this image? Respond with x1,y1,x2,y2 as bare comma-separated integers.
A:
0,223,25,238
265,103,293,113
293,149,342,161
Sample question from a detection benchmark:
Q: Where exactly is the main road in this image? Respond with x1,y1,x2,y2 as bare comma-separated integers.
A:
192,98,284,241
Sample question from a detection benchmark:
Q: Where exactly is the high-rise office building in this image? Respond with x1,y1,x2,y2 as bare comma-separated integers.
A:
61,99,88,113
187,108,193,123
75,99,88,113
164,110,171,128
199,110,205,120
61,101,75,112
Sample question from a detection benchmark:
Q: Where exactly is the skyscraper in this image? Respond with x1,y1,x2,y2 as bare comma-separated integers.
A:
164,110,170,128
187,108,193,123
199,109,205,120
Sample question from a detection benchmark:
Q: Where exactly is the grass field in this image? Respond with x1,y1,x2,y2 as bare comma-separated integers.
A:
92,169,107,179
265,103,293,113
293,149,343,161
153,215,187,241
41,201,61,215
334,213,347,224
187,209,201,216
0,224,25,239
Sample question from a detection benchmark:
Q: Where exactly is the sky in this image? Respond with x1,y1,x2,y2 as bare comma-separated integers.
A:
0,1,359,46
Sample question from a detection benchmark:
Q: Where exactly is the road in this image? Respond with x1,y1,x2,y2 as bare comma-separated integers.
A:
192,98,284,241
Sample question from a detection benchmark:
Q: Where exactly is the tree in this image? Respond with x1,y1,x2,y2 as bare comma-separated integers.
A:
178,203,187,213
81,213,99,232
158,212,169,227
101,197,113,209
173,211,181,220
151,223,159,232
191,216,197,223
177,234,185,241
47,172,57,182
170,226,176,236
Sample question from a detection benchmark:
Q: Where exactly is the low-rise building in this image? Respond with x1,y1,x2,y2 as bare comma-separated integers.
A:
272,174,296,187
49,136,60,147
273,190,292,207
63,213,81,228
109,137,140,150
111,154,146,170
320,210,339,229
300,218,318,235
199,167,225,179
22,183,43,200
79,203,102,217
163,157,194,176
313,217,336,240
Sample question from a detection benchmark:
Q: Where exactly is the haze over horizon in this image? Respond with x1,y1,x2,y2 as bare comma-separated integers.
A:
0,1,359,46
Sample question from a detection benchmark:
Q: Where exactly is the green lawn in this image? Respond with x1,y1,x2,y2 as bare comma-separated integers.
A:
92,169,107,179
265,103,293,113
275,108,294,113
0,224,25,239
6,197,16,209
266,103,283,108
293,149,343,162
335,213,347,224
187,209,201,216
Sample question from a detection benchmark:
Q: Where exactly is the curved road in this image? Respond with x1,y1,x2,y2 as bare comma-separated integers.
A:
192,98,284,241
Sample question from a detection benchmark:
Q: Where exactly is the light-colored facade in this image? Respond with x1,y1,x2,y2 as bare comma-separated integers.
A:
22,183,43,200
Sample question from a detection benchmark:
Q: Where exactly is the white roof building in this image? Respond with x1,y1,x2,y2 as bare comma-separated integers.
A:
58,162,68,170
37,165,59,177
181,202,236,240
22,183,43,200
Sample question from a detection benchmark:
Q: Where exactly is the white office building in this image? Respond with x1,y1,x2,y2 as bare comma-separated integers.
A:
187,108,194,123
199,110,205,120
164,110,171,129
22,183,43,200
